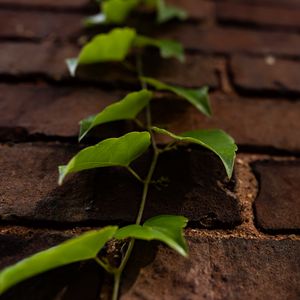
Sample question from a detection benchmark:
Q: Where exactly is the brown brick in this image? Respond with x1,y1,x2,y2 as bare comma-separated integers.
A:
0,43,219,87
0,84,121,139
121,237,300,300
0,143,241,227
167,0,215,21
152,92,300,152
253,160,300,232
1,85,300,152
0,43,77,80
0,0,89,9
230,55,300,94
217,2,300,29
0,10,83,41
0,229,103,300
156,25,300,57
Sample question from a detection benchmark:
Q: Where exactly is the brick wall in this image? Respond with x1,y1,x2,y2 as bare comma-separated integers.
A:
0,1,299,299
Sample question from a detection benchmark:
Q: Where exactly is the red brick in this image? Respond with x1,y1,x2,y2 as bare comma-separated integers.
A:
152,92,300,152
156,25,300,57
0,43,219,87
230,55,300,94
121,237,300,300
0,10,82,41
253,160,300,232
0,143,241,227
217,2,300,29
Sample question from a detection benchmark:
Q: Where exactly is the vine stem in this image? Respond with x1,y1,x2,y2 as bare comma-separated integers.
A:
110,52,159,300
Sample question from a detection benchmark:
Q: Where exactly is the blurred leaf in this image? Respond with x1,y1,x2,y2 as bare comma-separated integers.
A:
59,131,151,184
79,90,152,141
103,0,141,23
142,77,211,116
83,13,106,27
134,35,185,62
156,0,188,23
152,127,237,178
115,215,188,256
66,28,137,76
0,227,117,295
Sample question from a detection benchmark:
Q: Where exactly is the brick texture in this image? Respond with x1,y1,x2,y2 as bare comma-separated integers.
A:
2,85,300,152
0,43,219,87
0,0,90,9
0,143,242,227
230,55,300,94
152,92,300,152
157,25,300,57
253,160,300,232
217,2,300,29
0,1,300,298
0,10,83,41
121,237,300,300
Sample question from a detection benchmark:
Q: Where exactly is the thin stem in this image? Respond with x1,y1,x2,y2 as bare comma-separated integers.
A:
112,273,121,300
110,52,160,300
95,257,114,274
127,166,144,183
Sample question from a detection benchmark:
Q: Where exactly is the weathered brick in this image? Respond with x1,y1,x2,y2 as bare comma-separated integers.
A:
121,237,300,300
217,2,300,29
0,10,83,41
0,229,103,300
1,85,300,152
156,25,300,57
0,143,241,227
152,92,300,152
0,43,219,87
0,84,121,139
253,160,300,232
230,55,300,94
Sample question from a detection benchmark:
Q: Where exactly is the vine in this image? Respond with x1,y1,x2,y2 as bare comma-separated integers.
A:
0,1,237,300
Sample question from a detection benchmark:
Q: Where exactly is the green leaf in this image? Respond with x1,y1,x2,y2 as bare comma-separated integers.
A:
156,0,188,23
152,127,237,178
59,131,151,185
102,0,141,24
66,28,137,76
115,215,188,257
134,35,185,62
0,226,117,295
79,90,152,141
142,77,211,116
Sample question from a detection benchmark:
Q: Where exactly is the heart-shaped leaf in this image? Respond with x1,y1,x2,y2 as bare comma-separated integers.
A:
156,0,188,23
152,127,237,178
115,215,188,257
79,89,152,141
59,131,151,184
66,27,137,76
134,35,185,62
0,226,117,295
142,77,211,116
